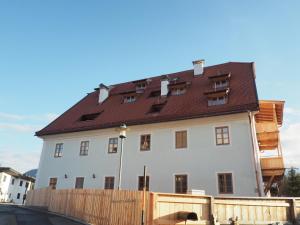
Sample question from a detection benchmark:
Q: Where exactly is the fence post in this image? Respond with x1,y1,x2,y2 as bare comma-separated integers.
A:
210,196,215,225
290,198,298,224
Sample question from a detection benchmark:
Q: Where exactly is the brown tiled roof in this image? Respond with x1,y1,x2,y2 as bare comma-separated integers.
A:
36,62,259,136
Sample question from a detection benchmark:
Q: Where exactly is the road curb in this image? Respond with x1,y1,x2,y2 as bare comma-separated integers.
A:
17,205,90,225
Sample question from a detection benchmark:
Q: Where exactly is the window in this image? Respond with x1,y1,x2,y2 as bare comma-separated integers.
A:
9,193,11,198
17,193,20,199
25,182,29,189
136,83,146,90
149,90,161,98
108,138,118,153
140,134,151,151
80,113,101,121
175,175,188,194
149,103,165,114
75,177,84,189
208,96,227,106
3,175,6,182
11,179,15,185
104,177,115,189
218,173,233,194
215,126,230,145
54,143,63,158
49,178,57,190
19,180,23,186
80,141,89,156
171,87,186,96
175,130,187,149
214,80,229,89
124,95,136,103
138,176,150,191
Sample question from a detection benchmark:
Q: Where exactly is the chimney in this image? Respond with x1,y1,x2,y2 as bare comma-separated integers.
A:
98,83,109,104
193,59,205,76
161,76,169,96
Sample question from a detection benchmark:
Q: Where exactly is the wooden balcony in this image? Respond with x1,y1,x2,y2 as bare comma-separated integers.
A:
255,100,285,151
260,157,285,177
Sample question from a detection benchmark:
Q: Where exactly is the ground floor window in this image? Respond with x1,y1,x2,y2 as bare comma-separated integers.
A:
49,178,57,190
104,177,115,189
75,177,84,189
218,173,233,194
17,193,20,199
175,174,188,194
138,176,150,191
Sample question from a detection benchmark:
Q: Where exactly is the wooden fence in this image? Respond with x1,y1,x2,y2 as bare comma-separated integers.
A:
149,193,300,225
26,189,300,225
26,188,149,225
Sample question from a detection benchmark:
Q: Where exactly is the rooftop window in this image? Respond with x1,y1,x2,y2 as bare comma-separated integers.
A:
136,82,146,90
214,80,229,89
80,113,101,121
149,103,165,113
133,79,149,93
208,96,228,106
124,95,136,103
171,87,186,96
149,90,161,98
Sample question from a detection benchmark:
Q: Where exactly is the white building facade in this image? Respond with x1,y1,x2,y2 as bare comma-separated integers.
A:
0,168,35,204
36,113,263,196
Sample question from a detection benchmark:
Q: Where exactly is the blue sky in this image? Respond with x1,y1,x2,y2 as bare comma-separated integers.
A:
0,1,299,172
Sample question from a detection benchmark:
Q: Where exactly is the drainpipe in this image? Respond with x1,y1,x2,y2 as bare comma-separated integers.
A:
248,111,263,197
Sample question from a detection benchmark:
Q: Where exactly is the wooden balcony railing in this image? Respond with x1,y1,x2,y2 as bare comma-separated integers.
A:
260,157,285,177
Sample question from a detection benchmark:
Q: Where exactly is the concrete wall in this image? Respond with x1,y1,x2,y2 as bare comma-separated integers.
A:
36,113,261,196
0,172,33,204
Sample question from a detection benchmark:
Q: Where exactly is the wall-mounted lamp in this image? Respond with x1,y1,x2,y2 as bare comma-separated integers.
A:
64,174,68,179
92,174,96,179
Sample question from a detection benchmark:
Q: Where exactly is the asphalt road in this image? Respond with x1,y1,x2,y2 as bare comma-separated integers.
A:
0,204,84,225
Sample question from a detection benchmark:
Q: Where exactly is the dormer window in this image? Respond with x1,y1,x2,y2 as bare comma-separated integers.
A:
124,95,136,103
136,82,146,90
208,96,228,106
171,87,186,96
80,112,101,121
133,79,149,93
209,73,231,91
214,80,229,90
168,80,189,96
148,103,166,114
149,90,161,98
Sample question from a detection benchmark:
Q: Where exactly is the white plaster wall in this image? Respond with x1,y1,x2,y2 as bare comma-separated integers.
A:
0,172,11,202
36,113,260,196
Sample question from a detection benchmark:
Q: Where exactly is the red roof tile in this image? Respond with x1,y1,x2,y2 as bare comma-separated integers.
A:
36,62,259,136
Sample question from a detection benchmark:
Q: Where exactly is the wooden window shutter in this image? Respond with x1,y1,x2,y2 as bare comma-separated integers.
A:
176,130,187,149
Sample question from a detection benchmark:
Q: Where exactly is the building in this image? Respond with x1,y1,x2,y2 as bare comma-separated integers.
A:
0,167,35,204
35,60,285,196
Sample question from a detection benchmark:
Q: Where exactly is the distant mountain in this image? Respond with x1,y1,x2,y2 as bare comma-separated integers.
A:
24,169,38,178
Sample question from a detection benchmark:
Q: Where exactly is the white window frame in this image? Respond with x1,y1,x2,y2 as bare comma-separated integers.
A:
108,137,118,154
79,140,90,156
54,143,63,158
213,125,232,147
75,177,85,189
215,171,235,195
124,95,136,103
173,128,189,151
208,96,228,106
48,177,58,190
173,173,189,194
104,176,115,190
140,134,151,151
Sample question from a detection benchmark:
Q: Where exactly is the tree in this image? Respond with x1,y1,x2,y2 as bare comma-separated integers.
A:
280,167,300,197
